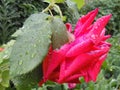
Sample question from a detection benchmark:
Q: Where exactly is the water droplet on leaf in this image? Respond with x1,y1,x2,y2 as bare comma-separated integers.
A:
19,60,23,65
31,53,36,58
33,44,37,48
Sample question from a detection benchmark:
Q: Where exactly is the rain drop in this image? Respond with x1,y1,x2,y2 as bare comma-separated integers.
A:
31,53,36,58
91,35,96,39
95,26,98,29
48,35,51,38
98,23,100,26
19,60,23,65
33,44,37,48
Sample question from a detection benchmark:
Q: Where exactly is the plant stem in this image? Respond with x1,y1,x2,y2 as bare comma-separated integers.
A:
54,4,63,19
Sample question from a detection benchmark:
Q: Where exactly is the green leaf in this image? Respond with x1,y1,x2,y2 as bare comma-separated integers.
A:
12,65,42,90
43,0,51,3
71,0,85,9
51,17,69,49
55,0,65,3
44,0,65,3
10,13,52,78
12,13,50,38
0,85,5,90
23,13,50,28
1,71,9,87
0,40,14,89
0,60,9,88
79,77,85,83
66,0,80,23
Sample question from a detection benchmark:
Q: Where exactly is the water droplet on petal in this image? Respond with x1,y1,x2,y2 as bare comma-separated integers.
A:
91,35,96,39
98,23,100,26
95,26,98,29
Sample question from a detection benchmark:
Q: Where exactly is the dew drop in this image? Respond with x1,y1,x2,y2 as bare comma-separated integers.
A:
19,60,23,65
33,44,37,48
31,53,36,58
98,23,100,26
48,35,51,38
91,35,96,39
95,26,98,29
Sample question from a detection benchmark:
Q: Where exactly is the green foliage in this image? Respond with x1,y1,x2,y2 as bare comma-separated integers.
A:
10,12,69,89
0,0,83,45
0,0,46,45
0,40,14,90
64,0,80,24
10,13,52,77
72,0,85,9
106,34,120,79
12,65,42,90
79,0,120,35
51,17,68,49
44,0,65,3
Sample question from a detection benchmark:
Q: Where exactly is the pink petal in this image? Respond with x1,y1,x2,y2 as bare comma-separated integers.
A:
68,83,76,89
74,8,98,37
45,51,64,79
65,23,72,32
66,39,94,57
60,53,94,81
43,47,53,77
64,74,82,83
49,71,60,82
59,60,66,80
88,54,108,81
102,35,111,41
90,14,112,44
67,31,75,42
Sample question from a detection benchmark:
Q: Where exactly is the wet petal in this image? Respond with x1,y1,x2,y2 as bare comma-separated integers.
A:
90,14,112,44
74,8,98,37
66,39,94,57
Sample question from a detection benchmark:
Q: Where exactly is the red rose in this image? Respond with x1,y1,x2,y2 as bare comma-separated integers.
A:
39,8,111,86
